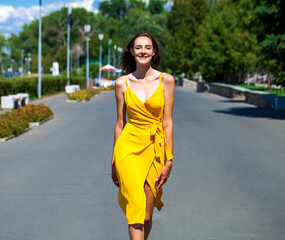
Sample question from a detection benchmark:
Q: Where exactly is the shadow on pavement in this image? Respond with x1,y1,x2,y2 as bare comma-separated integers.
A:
214,107,285,120
219,99,246,103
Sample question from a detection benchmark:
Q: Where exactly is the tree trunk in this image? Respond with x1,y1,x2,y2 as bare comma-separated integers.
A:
267,73,273,91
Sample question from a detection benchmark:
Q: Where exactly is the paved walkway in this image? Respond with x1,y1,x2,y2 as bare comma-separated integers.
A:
0,88,285,240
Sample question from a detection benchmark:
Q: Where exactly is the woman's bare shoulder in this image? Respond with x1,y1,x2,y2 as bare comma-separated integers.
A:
115,76,126,88
161,73,175,85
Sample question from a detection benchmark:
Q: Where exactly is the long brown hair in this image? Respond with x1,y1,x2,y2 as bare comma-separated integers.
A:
120,32,161,74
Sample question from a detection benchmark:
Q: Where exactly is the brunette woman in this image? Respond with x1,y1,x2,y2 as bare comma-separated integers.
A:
111,32,175,240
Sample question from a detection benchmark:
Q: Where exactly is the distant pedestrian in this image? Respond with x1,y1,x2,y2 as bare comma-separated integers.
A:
111,32,175,240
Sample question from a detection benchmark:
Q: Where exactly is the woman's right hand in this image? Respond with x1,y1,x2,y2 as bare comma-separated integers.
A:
112,162,119,188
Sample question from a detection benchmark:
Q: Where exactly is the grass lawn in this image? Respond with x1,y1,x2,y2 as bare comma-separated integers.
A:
236,84,285,98
30,96,40,102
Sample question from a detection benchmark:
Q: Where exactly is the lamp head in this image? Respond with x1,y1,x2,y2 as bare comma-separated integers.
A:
98,34,104,41
84,25,91,33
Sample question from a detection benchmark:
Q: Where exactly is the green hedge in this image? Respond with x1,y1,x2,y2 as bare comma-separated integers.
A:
0,104,53,138
0,76,85,99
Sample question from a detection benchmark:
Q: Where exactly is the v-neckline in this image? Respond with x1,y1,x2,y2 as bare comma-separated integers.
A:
127,82,161,105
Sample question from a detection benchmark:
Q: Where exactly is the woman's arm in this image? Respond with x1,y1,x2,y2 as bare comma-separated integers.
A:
163,73,175,154
156,73,175,189
111,76,127,187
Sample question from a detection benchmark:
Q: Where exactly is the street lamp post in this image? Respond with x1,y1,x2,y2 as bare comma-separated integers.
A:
117,47,123,67
113,45,117,78
108,39,112,65
21,49,24,78
25,57,28,73
70,50,74,73
98,34,104,86
11,59,14,76
27,53,31,74
117,47,123,72
108,39,112,79
77,45,80,75
67,6,72,85
38,0,42,98
84,24,91,89
113,45,117,67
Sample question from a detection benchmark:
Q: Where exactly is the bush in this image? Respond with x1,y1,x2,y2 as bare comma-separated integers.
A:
87,88,101,95
67,90,92,101
100,85,115,91
0,104,53,138
67,88,101,101
12,104,54,122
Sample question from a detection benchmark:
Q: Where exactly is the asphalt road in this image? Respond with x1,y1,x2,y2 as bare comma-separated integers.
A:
0,87,284,240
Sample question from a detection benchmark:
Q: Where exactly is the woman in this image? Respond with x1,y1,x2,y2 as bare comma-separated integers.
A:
111,32,175,240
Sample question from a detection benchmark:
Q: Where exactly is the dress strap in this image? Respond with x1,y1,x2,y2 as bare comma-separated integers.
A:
124,75,128,87
159,73,162,84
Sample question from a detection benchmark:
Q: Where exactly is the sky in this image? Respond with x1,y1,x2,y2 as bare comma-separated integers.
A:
0,0,103,38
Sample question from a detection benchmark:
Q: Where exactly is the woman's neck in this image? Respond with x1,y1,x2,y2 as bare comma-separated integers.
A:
133,64,153,79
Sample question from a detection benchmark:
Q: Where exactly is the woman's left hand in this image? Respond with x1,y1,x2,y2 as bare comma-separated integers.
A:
156,160,173,189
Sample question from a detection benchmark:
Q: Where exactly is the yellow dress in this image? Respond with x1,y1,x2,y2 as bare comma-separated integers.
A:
114,73,173,224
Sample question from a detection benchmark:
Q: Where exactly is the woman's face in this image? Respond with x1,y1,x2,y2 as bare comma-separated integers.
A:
131,36,156,66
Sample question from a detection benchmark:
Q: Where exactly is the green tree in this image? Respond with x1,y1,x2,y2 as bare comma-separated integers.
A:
8,7,107,75
0,33,5,50
193,0,261,83
82,62,100,78
0,33,6,74
255,0,285,86
165,0,207,76
99,0,127,19
42,54,54,73
19,21,38,55
148,0,167,14
99,0,149,19
8,34,22,61
43,7,98,53
54,46,67,72
6,4,170,75
129,0,146,10
30,54,38,73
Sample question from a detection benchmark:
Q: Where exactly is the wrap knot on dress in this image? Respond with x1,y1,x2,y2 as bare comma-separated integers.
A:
114,73,173,224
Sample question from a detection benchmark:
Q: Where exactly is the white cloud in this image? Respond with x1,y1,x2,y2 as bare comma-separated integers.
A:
69,0,95,11
3,33,11,39
0,18,25,32
0,5,42,24
43,0,95,13
0,5,16,23
0,4,40,34
94,8,99,15
0,0,97,34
